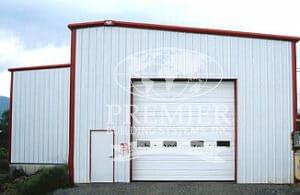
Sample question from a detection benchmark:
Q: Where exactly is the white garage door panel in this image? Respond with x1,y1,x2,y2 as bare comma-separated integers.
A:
135,98,234,103
133,134,234,140
132,80,235,181
133,83,233,93
133,127,233,132
133,154,234,161
134,161,233,169
133,170,233,180
133,120,233,127
135,112,234,118
134,113,234,121
135,104,234,112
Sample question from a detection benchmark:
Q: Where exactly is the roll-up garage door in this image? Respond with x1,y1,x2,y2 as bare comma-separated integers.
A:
131,80,235,181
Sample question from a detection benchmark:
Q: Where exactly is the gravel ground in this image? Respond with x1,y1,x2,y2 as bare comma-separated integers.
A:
51,182,300,195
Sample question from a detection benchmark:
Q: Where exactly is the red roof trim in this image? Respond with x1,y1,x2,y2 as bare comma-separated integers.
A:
8,64,70,72
68,20,300,42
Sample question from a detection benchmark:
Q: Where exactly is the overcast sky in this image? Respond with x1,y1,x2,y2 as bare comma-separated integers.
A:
1,0,300,97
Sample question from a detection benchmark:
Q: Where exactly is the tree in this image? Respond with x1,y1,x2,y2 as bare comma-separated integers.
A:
0,110,9,147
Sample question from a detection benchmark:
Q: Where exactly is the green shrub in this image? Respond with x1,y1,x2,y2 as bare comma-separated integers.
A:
1,168,27,194
0,147,7,160
11,168,26,179
16,165,71,195
0,159,9,173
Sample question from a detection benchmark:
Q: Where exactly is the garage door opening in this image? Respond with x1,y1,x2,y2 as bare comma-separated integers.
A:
131,79,236,181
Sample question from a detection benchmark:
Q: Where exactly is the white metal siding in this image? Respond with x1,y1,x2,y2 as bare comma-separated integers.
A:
11,68,70,164
74,27,293,183
132,81,235,180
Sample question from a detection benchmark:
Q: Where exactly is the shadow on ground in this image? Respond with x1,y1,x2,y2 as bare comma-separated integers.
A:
51,182,300,195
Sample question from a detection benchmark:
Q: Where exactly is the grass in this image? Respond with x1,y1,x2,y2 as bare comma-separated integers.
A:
0,159,9,174
0,146,11,194
0,147,7,159
16,166,71,195
0,146,72,194
1,166,72,195
0,147,8,175
0,144,71,194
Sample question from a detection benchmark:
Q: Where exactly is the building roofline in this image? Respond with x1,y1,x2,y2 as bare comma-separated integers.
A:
68,20,300,42
8,63,70,72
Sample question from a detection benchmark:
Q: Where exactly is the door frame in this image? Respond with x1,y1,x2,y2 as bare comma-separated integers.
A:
129,78,238,182
89,129,115,182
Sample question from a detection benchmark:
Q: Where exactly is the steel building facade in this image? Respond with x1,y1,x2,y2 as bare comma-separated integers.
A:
9,65,70,167
8,20,300,184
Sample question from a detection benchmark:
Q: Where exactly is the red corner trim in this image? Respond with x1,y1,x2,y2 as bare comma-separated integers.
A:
292,42,298,132
8,64,70,72
68,30,76,183
68,20,300,42
292,42,298,183
8,72,14,163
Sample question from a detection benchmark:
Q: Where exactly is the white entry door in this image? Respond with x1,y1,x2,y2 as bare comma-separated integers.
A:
90,130,114,182
132,80,235,181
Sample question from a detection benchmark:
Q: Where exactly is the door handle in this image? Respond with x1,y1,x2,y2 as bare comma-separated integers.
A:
108,155,113,158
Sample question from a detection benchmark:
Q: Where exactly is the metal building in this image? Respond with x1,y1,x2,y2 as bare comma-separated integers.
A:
8,65,70,172
9,20,300,184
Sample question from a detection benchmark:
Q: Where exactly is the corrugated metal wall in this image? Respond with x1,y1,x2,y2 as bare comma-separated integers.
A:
11,68,70,164
74,27,293,183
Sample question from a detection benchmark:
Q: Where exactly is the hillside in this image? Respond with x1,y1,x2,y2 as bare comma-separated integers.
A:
0,96,9,118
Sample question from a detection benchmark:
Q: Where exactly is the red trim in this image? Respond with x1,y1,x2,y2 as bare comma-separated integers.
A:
68,30,76,183
8,64,70,72
292,42,298,183
68,20,106,30
234,80,238,181
89,129,115,182
8,72,14,163
68,20,300,42
129,80,133,181
292,42,297,133
129,78,238,182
